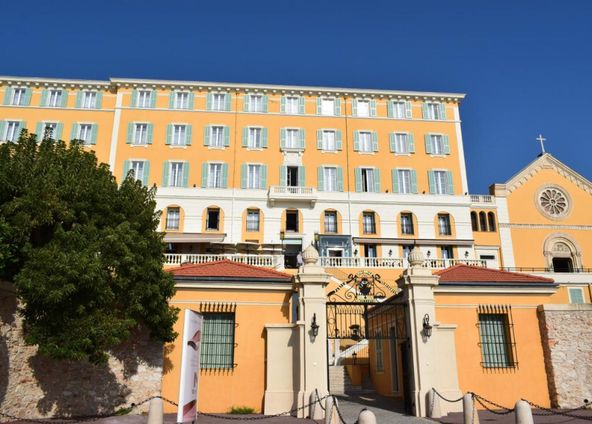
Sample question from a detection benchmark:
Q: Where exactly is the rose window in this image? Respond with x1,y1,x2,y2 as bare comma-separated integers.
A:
539,188,568,217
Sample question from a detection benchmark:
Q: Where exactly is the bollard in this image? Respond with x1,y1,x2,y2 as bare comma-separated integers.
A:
147,397,163,424
462,394,479,424
325,396,338,424
515,400,534,424
358,408,377,424
428,389,442,419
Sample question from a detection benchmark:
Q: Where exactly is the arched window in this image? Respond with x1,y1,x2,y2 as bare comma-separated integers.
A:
543,234,583,272
471,212,479,231
479,211,488,232
487,212,496,232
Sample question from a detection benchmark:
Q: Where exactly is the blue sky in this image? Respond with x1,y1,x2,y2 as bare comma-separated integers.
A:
2,0,591,192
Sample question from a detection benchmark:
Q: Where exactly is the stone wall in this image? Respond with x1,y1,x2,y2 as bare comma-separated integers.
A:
538,303,592,408
0,281,164,421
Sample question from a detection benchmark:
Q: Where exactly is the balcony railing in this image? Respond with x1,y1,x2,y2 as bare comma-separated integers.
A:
164,253,284,268
268,185,318,205
470,194,494,203
320,257,487,269
422,258,487,268
502,267,592,274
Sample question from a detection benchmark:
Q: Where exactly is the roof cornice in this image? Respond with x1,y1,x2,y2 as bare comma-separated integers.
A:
0,75,111,90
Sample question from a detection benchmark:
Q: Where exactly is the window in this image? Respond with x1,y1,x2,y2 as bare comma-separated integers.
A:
429,135,445,155
81,91,97,108
285,128,300,149
362,212,376,234
247,164,262,189
43,122,58,138
361,168,376,192
47,90,63,107
174,92,190,109
247,94,265,112
390,101,408,119
321,130,336,151
320,98,335,116
568,288,585,304
77,124,93,144
477,306,516,368
403,245,413,259
166,207,180,230
391,133,412,154
364,244,377,258
552,257,574,273
3,121,21,141
208,163,223,188
206,208,220,230
375,334,384,372
432,170,450,195
488,212,496,232
396,169,412,194
441,246,454,259
137,90,152,108
471,212,479,231
286,210,299,232
201,313,235,369
210,93,227,111
355,99,370,117
130,160,144,182
323,167,337,192
479,211,487,231
400,213,414,235
210,126,225,147
324,211,338,233
246,209,260,232
169,162,185,187
438,214,452,236
249,127,263,148
134,123,149,145
171,124,187,146
425,102,445,120
11,88,26,106
284,96,301,114
358,131,373,152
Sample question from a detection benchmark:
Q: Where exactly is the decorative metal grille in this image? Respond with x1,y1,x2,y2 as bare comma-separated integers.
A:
326,301,407,340
197,303,237,370
476,305,518,369
327,270,399,302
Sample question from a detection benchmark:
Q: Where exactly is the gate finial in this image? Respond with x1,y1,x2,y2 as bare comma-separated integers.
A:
408,246,425,267
302,244,319,265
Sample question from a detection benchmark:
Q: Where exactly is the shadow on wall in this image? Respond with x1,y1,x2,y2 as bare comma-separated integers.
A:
0,285,18,409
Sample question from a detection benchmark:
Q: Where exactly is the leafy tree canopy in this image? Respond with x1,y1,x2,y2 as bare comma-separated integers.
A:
0,130,178,363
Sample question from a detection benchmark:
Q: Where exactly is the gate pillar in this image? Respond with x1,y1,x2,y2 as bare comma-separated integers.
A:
294,244,331,418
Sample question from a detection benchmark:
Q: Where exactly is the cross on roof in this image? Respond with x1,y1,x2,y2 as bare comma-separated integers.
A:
536,134,547,154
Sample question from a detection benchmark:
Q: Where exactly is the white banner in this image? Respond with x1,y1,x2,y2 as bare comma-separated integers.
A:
177,309,203,423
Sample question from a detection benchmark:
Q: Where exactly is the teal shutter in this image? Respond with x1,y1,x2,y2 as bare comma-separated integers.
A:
336,130,342,150
280,96,286,113
387,101,393,118
242,127,248,147
374,168,381,192
224,127,230,147
0,122,5,141
224,93,231,111
371,132,378,152
204,126,211,146
316,129,323,150
186,125,192,146
439,103,447,120
405,101,412,118
130,89,138,107
36,122,43,139
389,133,396,152
75,91,83,108
243,94,250,112
422,103,429,119
40,89,48,106
443,135,450,154
298,96,305,114
150,90,156,108
262,128,268,148
201,163,208,188
355,168,362,192
370,100,377,117
391,169,399,193
19,121,26,136
147,124,153,144
71,123,79,141
95,91,103,108
240,164,247,189
182,163,189,187
23,88,32,106
317,167,324,191
569,288,584,304
169,92,175,109
352,99,358,116
428,171,436,194
298,166,305,187
3,87,12,105
263,95,268,112
336,167,343,191
166,124,172,145
335,98,341,115
260,165,267,189
410,169,418,193
60,90,68,107
188,92,194,110
424,134,432,154
446,171,454,194
299,129,305,149
280,128,286,149
90,124,98,145
316,97,322,114
408,133,415,153
162,161,170,187
123,160,131,178
280,166,287,187
143,161,150,185
221,164,228,188
353,131,360,151
55,123,63,140
206,93,212,110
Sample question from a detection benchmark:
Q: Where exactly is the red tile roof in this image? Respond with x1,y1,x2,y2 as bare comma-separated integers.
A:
169,260,292,280
434,265,554,284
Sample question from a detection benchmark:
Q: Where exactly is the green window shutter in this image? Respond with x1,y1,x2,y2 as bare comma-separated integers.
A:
298,96,305,114
71,123,79,141
298,166,306,187
222,163,229,187
169,92,175,109
55,123,63,140
336,130,342,150
96,91,103,108
123,160,131,178
40,89,48,106
131,89,138,107
410,169,418,193
316,97,322,114
387,101,393,118
389,133,396,152
405,101,412,118
336,167,343,191
352,99,358,116
188,92,194,110
0,122,5,141
3,87,12,105
150,90,156,108
182,163,189,187
260,165,267,189
75,91,83,108
422,103,429,119
262,128,268,148
439,103,447,120
372,132,378,152
446,171,454,194
370,100,377,117
280,166,287,187
569,288,584,304
335,98,341,115
204,126,211,147
36,122,43,139
60,90,68,107
186,125,192,146
166,124,172,145
224,93,231,111
424,134,432,154
90,124,98,145
223,127,230,147
243,94,250,112
428,171,436,194
391,169,399,194
316,129,323,150
355,168,362,192
240,164,247,189
374,168,381,192
443,135,450,154
353,131,360,151
147,124,153,144
162,161,170,187
143,161,150,185
408,133,415,153
206,93,212,110
280,128,286,149
280,96,286,113
242,127,248,147
23,88,32,106
299,129,305,149
18,121,26,137
263,95,268,113
201,163,208,188
317,167,324,191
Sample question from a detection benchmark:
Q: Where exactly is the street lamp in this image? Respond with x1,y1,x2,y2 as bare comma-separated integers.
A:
311,313,319,337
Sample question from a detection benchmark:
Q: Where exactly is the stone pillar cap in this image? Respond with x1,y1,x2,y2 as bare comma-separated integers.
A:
408,246,425,267
302,244,319,265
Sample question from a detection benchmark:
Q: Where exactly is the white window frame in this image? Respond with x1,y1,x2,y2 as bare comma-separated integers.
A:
320,97,335,116
248,127,263,149
393,133,410,154
247,164,262,189
11,88,26,106
174,91,190,109
248,94,264,112
169,162,185,187
400,213,414,235
166,207,180,230
211,93,227,111
130,160,145,182
209,125,225,148
208,163,224,188
433,170,448,195
438,214,452,236
78,123,93,144
137,90,152,108
397,169,412,194
171,124,187,146
358,131,373,153
355,99,370,117
430,134,445,155
426,102,444,120
134,123,149,145
361,168,375,193
362,212,376,234
324,211,338,233
285,128,300,149
323,167,338,192
322,130,337,151
42,121,58,138
81,91,97,108
285,96,300,114
392,101,406,119
4,121,21,141
47,89,62,107
246,209,260,232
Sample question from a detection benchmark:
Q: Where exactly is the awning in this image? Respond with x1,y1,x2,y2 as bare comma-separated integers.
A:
163,232,226,243
353,237,474,247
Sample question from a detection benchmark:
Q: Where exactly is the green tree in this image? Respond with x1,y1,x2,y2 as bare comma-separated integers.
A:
0,130,178,363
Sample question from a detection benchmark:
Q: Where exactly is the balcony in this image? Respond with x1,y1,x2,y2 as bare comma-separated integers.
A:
268,186,318,206
164,253,284,268
319,257,487,269
470,194,494,204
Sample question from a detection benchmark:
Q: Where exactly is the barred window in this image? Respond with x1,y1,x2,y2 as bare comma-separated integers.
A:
201,313,235,369
477,305,517,368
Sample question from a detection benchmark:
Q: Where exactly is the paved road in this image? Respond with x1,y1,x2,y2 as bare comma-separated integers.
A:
333,394,433,424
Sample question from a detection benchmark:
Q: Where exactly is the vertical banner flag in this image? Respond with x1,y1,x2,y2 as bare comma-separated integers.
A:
177,309,203,423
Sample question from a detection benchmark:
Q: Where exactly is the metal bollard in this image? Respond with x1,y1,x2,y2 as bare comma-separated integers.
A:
358,408,377,424
462,394,479,424
515,400,534,424
325,396,338,424
147,397,164,424
428,389,442,419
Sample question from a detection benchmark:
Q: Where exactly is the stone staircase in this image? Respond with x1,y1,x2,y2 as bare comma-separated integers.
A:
329,365,378,395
